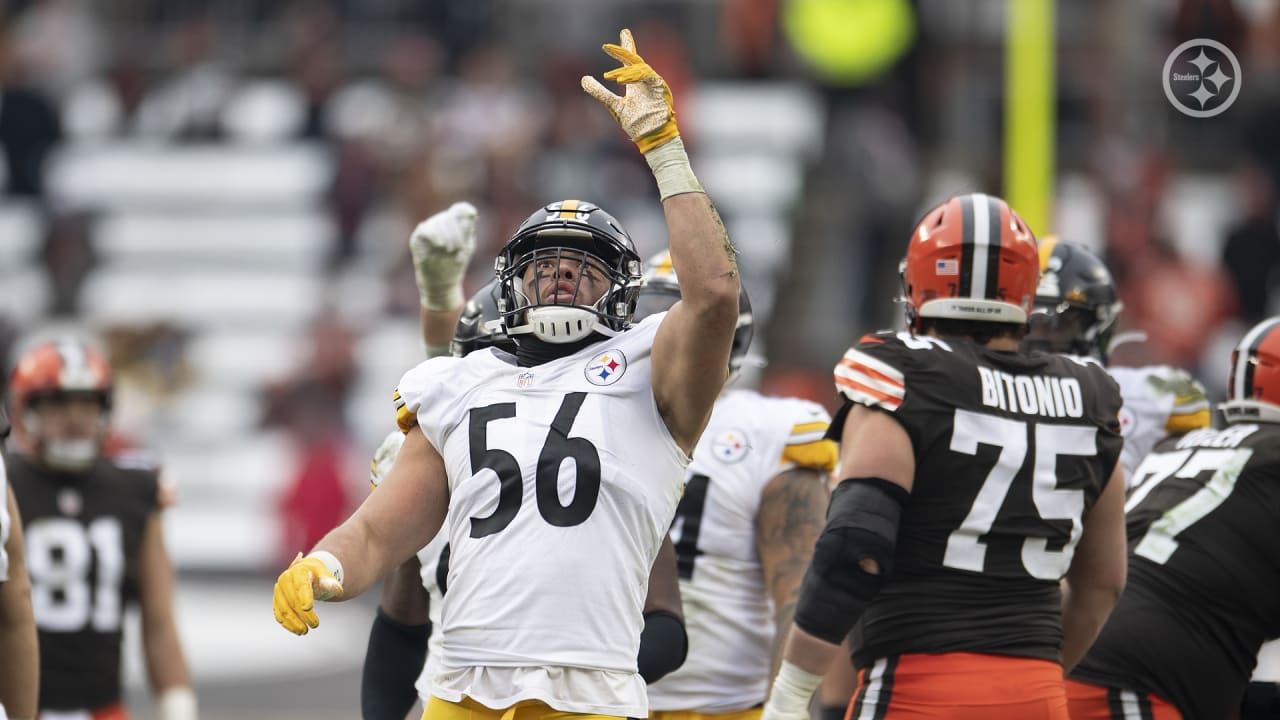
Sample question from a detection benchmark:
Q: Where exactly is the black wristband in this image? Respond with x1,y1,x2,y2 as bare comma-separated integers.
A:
637,610,688,684
361,606,431,720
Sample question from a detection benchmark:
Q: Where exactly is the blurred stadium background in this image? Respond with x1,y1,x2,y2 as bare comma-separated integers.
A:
1,0,1279,717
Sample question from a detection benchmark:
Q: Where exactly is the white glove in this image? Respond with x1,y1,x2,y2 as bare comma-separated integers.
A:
410,201,478,312
369,430,405,491
761,660,823,720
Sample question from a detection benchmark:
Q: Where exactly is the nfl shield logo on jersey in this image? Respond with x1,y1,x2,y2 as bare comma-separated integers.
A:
516,370,535,389
712,429,750,463
585,350,627,386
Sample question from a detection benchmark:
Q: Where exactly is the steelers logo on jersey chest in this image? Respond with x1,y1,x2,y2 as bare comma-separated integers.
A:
585,349,627,386
712,429,751,463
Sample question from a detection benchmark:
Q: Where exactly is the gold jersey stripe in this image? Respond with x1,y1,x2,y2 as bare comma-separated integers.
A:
781,438,838,473
1165,408,1211,434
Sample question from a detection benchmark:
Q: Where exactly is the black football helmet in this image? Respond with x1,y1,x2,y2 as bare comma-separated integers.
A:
635,249,754,377
496,200,642,345
452,278,518,357
1023,237,1123,361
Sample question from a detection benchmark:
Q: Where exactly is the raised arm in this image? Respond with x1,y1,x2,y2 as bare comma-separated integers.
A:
583,29,740,454
411,201,478,358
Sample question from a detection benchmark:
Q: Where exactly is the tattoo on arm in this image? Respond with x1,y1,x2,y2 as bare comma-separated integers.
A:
707,200,738,275
757,468,829,672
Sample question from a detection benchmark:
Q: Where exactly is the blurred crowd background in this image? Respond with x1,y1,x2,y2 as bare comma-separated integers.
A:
3,0,1280,712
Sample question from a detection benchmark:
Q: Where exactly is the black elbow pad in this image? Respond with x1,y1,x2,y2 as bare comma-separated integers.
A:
794,477,907,644
637,610,688,684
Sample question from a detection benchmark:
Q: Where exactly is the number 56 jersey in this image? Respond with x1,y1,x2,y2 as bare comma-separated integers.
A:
394,313,687,717
832,332,1123,668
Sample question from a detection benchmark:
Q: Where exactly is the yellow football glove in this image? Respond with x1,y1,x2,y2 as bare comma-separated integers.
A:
581,29,681,154
272,552,344,635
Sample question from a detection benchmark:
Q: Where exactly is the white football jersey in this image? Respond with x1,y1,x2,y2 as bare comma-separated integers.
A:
647,389,834,713
0,453,9,581
1109,365,1211,483
394,313,687,717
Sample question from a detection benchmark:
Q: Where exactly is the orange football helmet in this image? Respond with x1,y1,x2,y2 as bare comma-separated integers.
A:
8,338,113,468
900,193,1039,331
1221,316,1280,424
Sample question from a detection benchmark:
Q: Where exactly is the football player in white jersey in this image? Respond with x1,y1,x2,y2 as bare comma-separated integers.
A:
1023,238,1210,482
635,253,837,720
0,410,39,720
273,27,739,720
361,208,685,720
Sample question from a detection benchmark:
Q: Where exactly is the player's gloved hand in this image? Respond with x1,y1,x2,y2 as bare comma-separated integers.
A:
581,29,680,154
273,552,344,635
410,201,478,312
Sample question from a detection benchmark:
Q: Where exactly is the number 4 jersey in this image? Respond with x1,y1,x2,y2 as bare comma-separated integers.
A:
4,450,159,711
394,312,687,717
647,389,835,713
832,331,1123,668
1069,423,1280,720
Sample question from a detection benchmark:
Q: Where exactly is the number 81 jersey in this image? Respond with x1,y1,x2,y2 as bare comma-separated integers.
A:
833,331,1123,668
394,314,687,716
4,450,159,710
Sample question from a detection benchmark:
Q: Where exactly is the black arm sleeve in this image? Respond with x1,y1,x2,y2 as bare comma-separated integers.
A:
1241,681,1280,720
637,609,688,684
361,606,431,720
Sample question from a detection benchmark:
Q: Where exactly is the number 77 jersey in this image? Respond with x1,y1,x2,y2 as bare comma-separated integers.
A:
832,331,1123,668
1069,423,1280,720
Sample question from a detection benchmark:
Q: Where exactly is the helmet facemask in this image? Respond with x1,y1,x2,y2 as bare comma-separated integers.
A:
1026,301,1119,360
498,239,641,345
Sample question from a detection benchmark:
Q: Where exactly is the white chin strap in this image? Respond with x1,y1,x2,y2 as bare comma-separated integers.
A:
42,439,99,472
521,306,605,344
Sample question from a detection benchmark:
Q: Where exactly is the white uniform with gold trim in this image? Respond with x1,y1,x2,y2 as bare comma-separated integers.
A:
647,389,835,713
1109,365,1211,484
395,313,687,718
0,453,10,581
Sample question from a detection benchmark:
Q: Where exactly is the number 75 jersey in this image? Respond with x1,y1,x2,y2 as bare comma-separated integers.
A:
832,331,1123,667
394,314,687,694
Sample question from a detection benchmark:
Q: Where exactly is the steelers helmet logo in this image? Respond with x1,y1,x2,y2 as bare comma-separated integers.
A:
712,429,750,464
585,349,628,386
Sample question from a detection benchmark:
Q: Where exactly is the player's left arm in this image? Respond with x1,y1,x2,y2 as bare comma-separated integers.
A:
136,509,197,719
756,466,830,682
583,29,740,455
637,535,687,683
